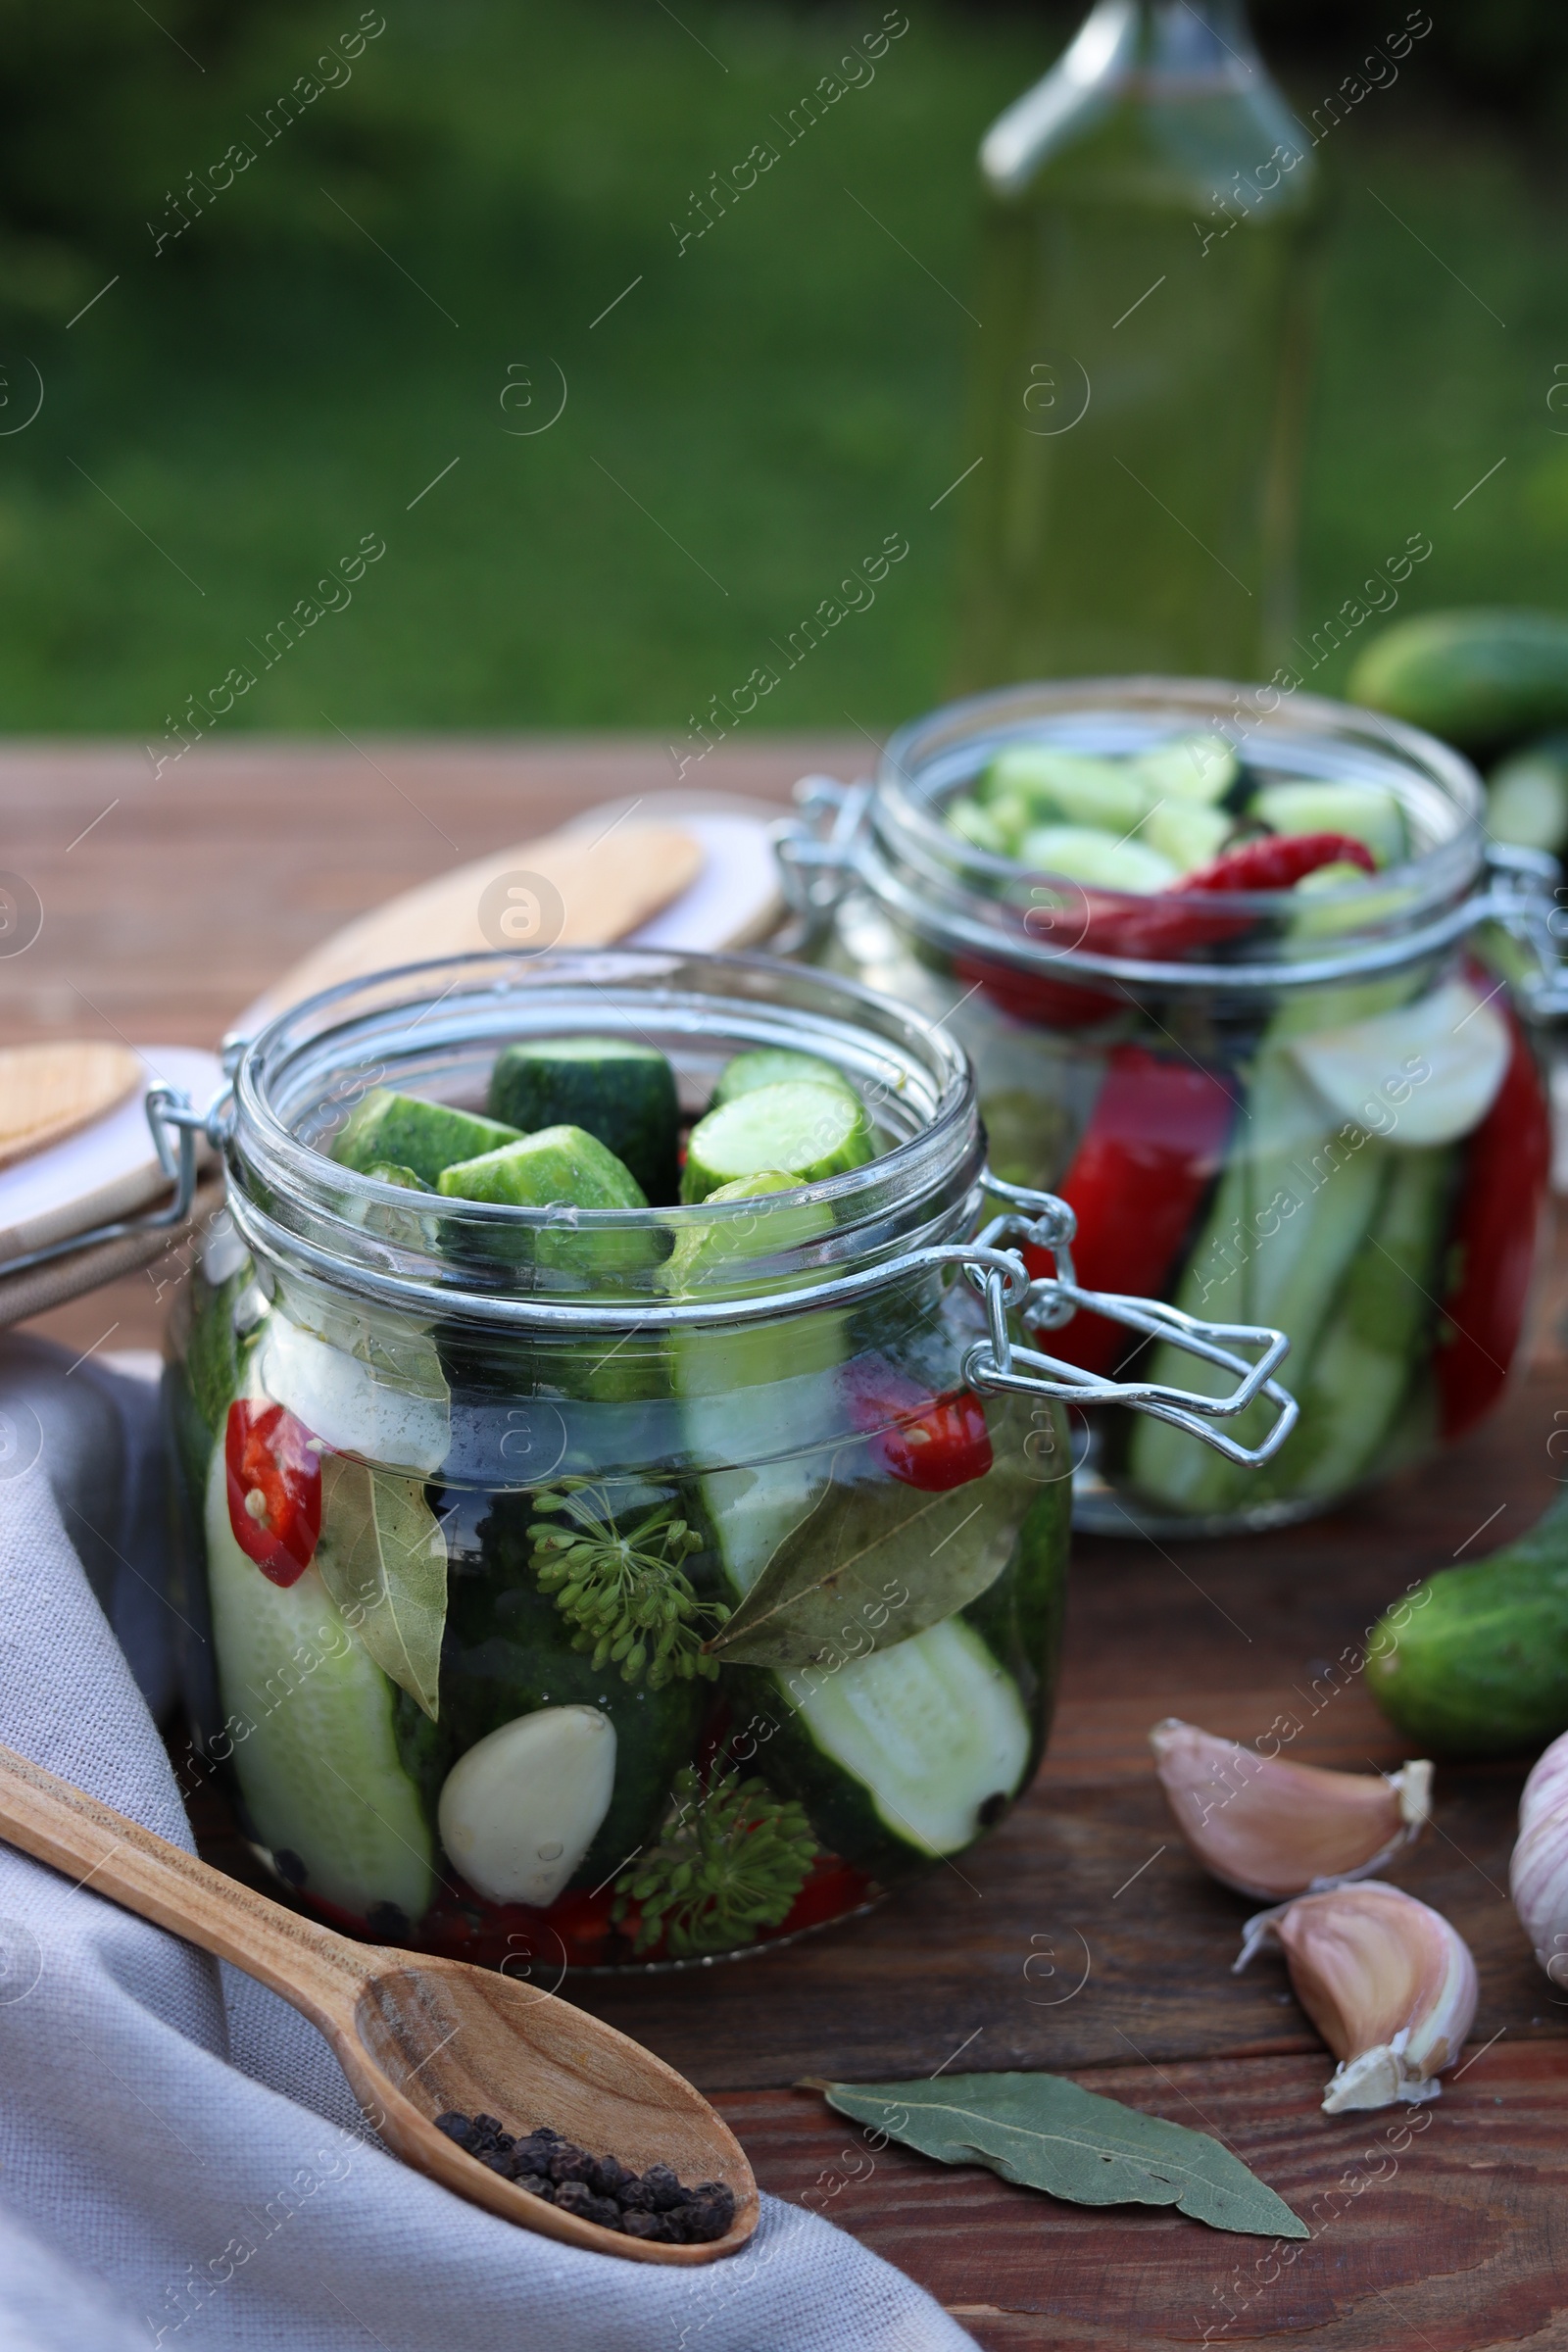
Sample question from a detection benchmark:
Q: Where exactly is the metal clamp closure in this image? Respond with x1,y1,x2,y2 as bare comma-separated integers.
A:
771,776,871,947
0,1085,231,1284
955,1172,1298,1469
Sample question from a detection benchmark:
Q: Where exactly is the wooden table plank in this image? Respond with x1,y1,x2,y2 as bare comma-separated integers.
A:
8,737,1561,2350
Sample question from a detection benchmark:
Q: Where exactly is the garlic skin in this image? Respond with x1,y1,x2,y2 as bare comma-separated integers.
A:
1510,1728,1568,1985
1236,1882,1479,2114
1150,1718,1432,1900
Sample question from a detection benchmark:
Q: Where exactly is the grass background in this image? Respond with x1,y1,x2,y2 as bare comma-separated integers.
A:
0,0,1558,741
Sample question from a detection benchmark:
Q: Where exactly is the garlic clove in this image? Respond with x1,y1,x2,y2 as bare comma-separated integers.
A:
1149,1717,1432,1900
1509,1727,1568,1984
1236,1881,1479,2113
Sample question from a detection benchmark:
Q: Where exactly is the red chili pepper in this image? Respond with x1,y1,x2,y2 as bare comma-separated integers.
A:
1024,1044,1236,1376
224,1398,323,1586
1174,831,1376,896
843,1357,994,1491
1435,1003,1550,1440
952,951,1120,1032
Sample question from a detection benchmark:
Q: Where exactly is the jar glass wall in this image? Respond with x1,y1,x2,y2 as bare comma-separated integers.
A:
165,952,1077,1969
795,680,1556,1535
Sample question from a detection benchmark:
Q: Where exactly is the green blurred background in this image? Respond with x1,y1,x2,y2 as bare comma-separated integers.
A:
0,0,1558,737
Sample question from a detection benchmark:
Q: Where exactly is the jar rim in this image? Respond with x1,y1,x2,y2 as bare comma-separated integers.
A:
870,676,1487,993
226,946,984,1325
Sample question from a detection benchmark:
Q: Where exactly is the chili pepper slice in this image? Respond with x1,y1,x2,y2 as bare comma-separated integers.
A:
1173,831,1376,896
842,1356,995,1491
1435,1001,1550,1441
1024,1044,1236,1377
224,1397,323,1586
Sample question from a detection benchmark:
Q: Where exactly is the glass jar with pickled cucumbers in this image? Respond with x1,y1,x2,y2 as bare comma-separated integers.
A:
165,948,1288,1966
778,679,1565,1537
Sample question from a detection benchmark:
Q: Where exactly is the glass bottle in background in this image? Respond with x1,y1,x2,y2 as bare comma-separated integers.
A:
953,1,1322,689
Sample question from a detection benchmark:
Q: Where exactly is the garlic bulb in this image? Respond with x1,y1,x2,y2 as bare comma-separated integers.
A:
1236,1882,1478,2113
1510,1727,1568,1985
1150,1718,1432,1900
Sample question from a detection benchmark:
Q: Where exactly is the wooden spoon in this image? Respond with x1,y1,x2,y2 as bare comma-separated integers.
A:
0,1742,758,2266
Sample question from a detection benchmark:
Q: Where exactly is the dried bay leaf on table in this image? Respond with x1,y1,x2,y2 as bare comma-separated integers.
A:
315,1455,448,1720
808,2074,1308,2240
705,1467,1015,1671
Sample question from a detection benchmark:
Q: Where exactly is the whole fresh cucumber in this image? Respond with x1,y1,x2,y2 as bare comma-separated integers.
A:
1366,1493,1568,1755
1348,610,1568,754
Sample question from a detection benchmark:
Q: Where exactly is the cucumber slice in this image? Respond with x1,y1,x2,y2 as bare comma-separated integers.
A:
333,1089,521,1186
438,1123,658,1278
710,1048,858,1111
1131,733,1238,806
1290,978,1511,1148
363,1161,432,1191
258,1314,451,1477
436,1707,617,1906
203,1447,434,1926
755,1617,1032,1867
1253,781,1406,870
488,1036,679,1202
1142,800,1232,874
681,1082,874,1204
1488,742,1568,856
1018,825,1177,894
1265,1144,1450,1500
947,796,1008,856
983,746,1152,834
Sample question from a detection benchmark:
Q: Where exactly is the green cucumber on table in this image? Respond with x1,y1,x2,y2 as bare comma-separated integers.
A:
1368,1494,1568,1756
488,1035,679,1202
1348,608,1568,754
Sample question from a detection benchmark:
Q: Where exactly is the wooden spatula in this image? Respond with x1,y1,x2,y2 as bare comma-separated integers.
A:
240,822,704,1035
0,1740,758,2265
0,1041,143,1170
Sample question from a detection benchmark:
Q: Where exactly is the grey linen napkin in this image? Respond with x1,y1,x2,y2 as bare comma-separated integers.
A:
0,1348,977,2352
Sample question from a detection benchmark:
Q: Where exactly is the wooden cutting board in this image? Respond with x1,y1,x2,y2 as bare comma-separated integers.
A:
237,821,704,1036
0,1041,142,1170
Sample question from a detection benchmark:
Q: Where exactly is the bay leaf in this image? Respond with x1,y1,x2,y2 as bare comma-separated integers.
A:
705,1468,1013,1671
808,2073,1308,2240
315,1456,448,1721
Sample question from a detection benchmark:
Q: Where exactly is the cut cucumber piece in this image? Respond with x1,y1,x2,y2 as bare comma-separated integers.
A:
983,746,1152,834
438,1123,657,1278
1290,977,1510,1149
710,1048,858,1111
1142,800,1232,873
1018,824,1177,894
437,1706,616,1907
947,796,1008,856
333,1088,521,1186
258,1314,450,1476
203,1447,434,1926
681,1082,874,1204
1488,741,1568,856
363,1161,432,1191
1131,733,1238,806
438,1123,647,1211
755,1616,1032,1867
1264,1144,1451,1501
488,1036,678,1203
664,1171,832,1290
1253,781,1406,870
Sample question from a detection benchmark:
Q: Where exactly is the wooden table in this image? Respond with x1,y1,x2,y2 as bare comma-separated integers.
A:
6,740,1565,2349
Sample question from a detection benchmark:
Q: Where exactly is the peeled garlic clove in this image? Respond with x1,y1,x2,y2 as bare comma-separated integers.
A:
1236,1881,1478,2113
1149,1718,1432,1900
1510,1727,1568,1984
